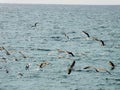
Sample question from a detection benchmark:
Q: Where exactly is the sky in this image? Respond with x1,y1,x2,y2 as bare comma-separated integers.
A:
0,0,120,5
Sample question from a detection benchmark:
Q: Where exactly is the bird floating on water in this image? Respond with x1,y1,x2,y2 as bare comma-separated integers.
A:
5,69,9,73
25,63,30,70
63,32,69,39
37,61,50,68
31,22,38,28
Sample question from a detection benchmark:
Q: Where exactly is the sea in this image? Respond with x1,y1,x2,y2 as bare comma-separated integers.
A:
0,4,120,90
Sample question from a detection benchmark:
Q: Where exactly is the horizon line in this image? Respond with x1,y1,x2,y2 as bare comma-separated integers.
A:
0,3,120,5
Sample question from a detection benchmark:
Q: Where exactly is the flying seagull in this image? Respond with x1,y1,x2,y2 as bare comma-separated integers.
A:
94,67,111,75
93,37,105,46
66,51,75,57
2,47,10,55
67,60,75,74
19,51,27,58
109,61,115,70
99,40,105,46
82,31,90,38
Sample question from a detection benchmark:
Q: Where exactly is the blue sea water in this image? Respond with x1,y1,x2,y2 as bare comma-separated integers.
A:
0,4,120,90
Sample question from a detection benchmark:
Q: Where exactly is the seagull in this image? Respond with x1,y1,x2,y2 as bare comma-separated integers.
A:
19,51,27,58
82,31,90,38
25,63,30,70
2,47,10,55
37,61,49,68
66,51,75,57
63,33,69,39
109,61,115,70
99,40,105,46
5,69,9,73
94,68,111,75
83,66,111,74
17,72,24,78
93,37,105,46
67,60,75,74
31,22,38,28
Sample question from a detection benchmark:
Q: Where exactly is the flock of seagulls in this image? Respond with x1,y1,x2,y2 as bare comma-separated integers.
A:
0,27,116,78
65,31,115,75
56,52,115,75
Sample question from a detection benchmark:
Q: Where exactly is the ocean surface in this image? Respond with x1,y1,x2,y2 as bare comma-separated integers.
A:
0,4,120,90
